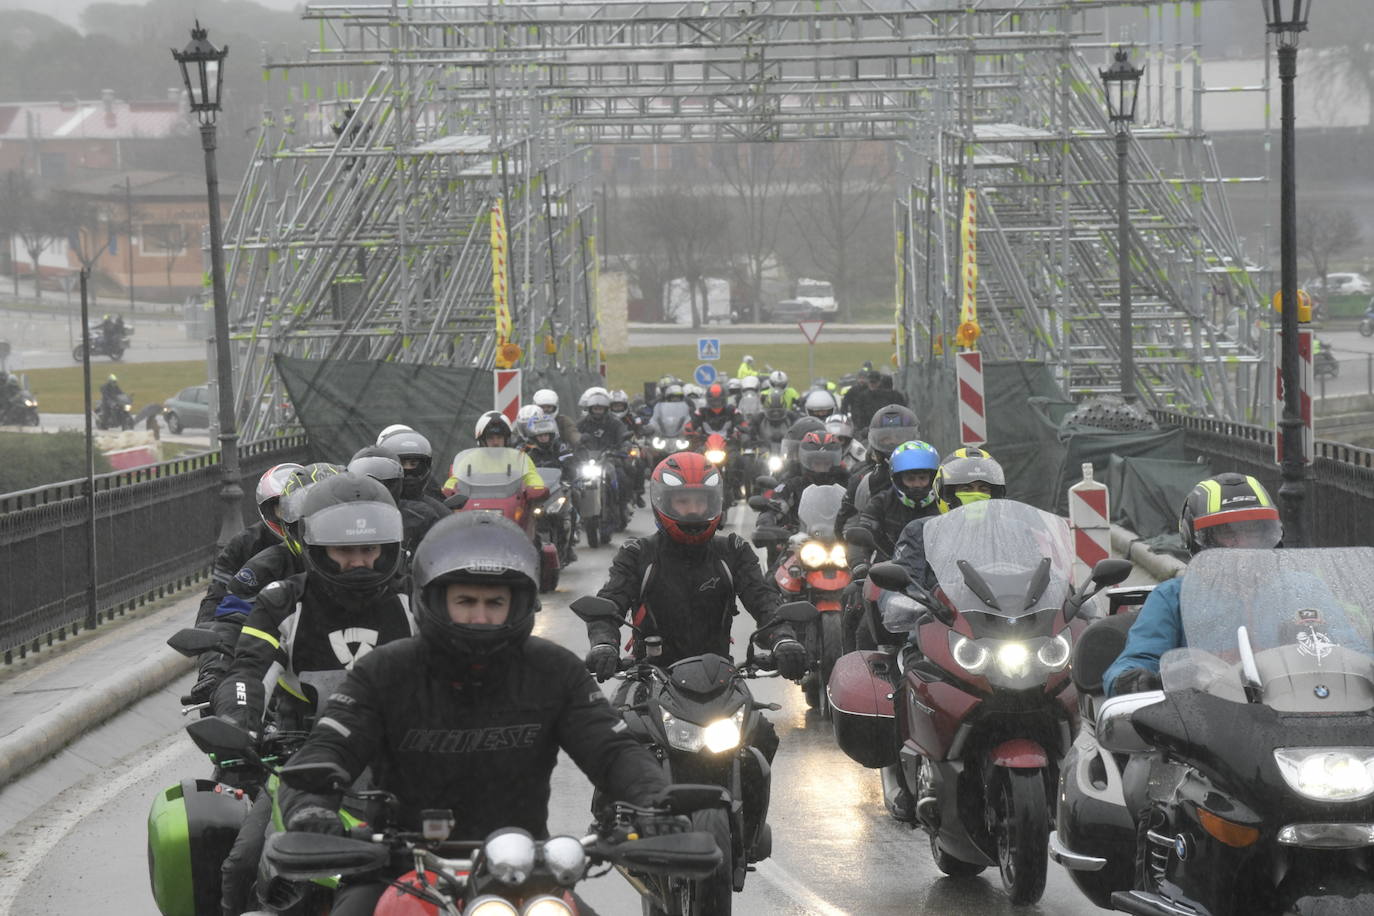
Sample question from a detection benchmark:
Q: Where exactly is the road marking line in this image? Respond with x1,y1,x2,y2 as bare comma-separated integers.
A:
754,859,850,916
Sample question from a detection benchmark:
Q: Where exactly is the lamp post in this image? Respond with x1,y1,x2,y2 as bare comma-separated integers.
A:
1265,0,1312,547
1100,47,1144,402
173,21,242,548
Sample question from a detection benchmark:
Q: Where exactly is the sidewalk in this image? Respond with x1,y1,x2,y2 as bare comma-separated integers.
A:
0,589,199,788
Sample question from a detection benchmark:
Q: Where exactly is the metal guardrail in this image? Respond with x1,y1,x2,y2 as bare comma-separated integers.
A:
0,435,310,663
1151,409,1374,548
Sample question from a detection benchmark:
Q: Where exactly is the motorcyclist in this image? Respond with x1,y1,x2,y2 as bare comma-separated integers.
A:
852,440,942,559
1103,473,1283,696
737,354,762,378
276,512,668,916
533,387,581,447
521,415,576,471
609,388,642,436
889,452,1007,593
444,411,549,503
750,389,795,448
726,377,743,407
578,389,634,520
98,373,126,424
348,444,443,556
379,427,447,502
737,375,764,421
776,416,827,479
801,388,838,422
765,369,799,409
648,383,691,437
98,313,121,347
213,473,417,915
835,404,920,533
842,368,908,431
685,381,744,441
582,452,807,761
756,431,848,533
825,414,864,471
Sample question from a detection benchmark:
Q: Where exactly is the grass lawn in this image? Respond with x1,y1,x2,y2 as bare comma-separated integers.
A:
21,360,209,414
603,340,897,390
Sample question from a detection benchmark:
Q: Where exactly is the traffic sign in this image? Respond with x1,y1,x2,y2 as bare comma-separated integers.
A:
494,368,522,423
694,363,718,386
697,337,721,360
955,350,987,447
797,320,825,344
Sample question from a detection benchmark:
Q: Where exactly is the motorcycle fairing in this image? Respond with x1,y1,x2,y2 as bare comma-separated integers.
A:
668,654,738,698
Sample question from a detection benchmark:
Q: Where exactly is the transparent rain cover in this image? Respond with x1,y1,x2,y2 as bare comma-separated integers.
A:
1165,548,1374,710
654,402,690,437
922,500,1074,618
451,447,525,499
537,467,563,489
797,484,844,540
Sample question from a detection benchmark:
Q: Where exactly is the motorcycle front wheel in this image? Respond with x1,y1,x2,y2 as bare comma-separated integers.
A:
1361,321,1374,338
817,611,843,720
992,769,1049,904
72,343,86,362
688,806,733,916
585,516,602,548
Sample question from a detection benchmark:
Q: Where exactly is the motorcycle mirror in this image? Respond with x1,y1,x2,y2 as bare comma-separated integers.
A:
660,784,729,816
444,493,469,510
570,595,621,622
166,627,223,657
755,475,779,490
867,562,910,592
750,527,788,547
843,526,876,551
1095,691,1163,755
264,832,389,881
927,602,957,628
612,832,723,879
747,495,770,512
279,760,353,793
850,562,870,580
774,600,819,624
1065,558,1135,621
185,716,258,761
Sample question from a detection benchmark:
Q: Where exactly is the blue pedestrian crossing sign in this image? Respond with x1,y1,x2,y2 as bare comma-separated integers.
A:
697,337,721,361
694,363,718,386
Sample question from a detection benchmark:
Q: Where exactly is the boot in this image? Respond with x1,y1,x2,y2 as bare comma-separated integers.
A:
880,765,915,823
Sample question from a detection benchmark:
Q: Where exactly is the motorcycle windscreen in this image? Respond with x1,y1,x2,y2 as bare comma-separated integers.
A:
796,484,845,540
1167,547,1374,712
449,447,525,498
537,467,563,489
655,402,690,436
921,500,1074,622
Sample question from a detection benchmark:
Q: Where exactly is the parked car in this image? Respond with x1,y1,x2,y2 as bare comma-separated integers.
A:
766,278,838,321
162,384,210,433
1307,272,1372,297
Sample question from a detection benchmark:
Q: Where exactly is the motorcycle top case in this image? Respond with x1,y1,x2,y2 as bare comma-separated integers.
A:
147,777,253,916
827,650,899,769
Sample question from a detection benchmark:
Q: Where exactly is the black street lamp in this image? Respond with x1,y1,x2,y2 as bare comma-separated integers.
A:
173,21,243,548
1101,47,1144,402
1265,0,1312,546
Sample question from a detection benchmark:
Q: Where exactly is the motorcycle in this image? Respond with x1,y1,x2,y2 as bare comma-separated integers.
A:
0,377,39,426
96,391,136,430
1055,547,1374,916
572,446,619,549
74,323,133,361
1315,340,1339,379
765,484,851,719
701,432,739,508
532,465,577,575
447,447,559,591
827,500,1131,904
1360,311,1374,337
646,433,693,471
264,761,724,916
571,595,819,916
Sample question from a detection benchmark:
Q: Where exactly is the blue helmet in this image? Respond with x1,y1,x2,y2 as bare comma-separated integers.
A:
889,440,940,508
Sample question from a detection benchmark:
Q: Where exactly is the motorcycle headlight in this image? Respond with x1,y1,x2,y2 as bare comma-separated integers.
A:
995,642,1032,678
799,541,829,568
552,496,567,511
483,828,537,885
533,507,543,515
1275,748,1374,802
467,898,519,916
23,399,36,408
705,449,726,465
949,634,990,674
675,438,690,450
1036,633,1071,671
539,835,587,885
652,437,666,449
122,403,133,412
629,447,641,458
523,896,575,916
580,461,600,479
767,456,784,473
829,544,848,566
662,707,744,754
703,711,744,754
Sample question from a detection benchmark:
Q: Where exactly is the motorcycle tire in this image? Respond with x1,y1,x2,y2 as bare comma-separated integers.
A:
688,806,734,916
72,343,86,362
122,414,135,431
817,612,843,721
24,408,39,427
992,769,1049,904
1361,322,1374,338
166,411,184,434
930,834,986,878
540,555,560,594
1283,875,1374,915
109,346,124,361
586,517,602,549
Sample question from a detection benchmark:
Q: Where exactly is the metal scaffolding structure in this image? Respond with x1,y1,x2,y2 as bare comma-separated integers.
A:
223,0,1269,437
895,1,1271,420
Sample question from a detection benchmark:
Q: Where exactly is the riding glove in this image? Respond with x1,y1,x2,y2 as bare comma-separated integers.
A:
285,805,345,836
585,643,621,682
771,638,808,680
1114,667,1163,695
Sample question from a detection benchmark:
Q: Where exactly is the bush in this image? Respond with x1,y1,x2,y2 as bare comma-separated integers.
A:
1325,294,1368,318
0,431,111,495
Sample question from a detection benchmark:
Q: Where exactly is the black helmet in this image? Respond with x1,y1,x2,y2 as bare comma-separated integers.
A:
278,463,348,554
412,513,541,664
1179,473,1282,556
781,416,826,463
866,405,919,457
380,429,434,499
348,445,404,501
298,473,403,601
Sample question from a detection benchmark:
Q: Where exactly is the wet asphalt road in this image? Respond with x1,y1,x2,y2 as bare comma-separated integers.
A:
1,504,1105,915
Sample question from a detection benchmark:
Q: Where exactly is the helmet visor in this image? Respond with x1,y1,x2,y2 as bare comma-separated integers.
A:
868,424,919,454
650,479,724,523
1194,509,1282,551
301,501,403,546
799,445,842,472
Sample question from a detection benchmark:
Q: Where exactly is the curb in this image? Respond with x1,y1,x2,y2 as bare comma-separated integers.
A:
0,647,193,788
1111,524,1188,583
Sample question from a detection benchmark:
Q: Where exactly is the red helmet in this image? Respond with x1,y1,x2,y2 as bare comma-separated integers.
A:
705,382,728,413
798,431,842,473
650,452,724,545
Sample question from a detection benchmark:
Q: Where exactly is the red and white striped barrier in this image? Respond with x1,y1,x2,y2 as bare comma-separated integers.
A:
955,350,987,447
1274,328,1314,466
494,368,522,423
1068,462,1111,585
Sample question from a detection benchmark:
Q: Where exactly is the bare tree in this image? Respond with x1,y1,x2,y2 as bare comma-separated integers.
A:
0,171,28,296
52,193,114,295
715,143,793,321
13,183,62,301
1307,1,1374,127
1298,206,1363,290
627,186,731,327
784,141,894,320
142,222,190,287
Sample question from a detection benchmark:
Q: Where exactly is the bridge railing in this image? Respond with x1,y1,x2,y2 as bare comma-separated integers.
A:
1152,409,1374,548
0,436,311,664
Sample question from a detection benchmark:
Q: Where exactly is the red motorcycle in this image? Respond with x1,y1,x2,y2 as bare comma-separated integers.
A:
827,500,1130,904
767,484,851,719
446,447,560,592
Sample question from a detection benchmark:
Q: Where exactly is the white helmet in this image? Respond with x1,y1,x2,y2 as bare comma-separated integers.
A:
533,388,559,416
608,389,630,416
803,389,838,419
474,410,514,443
376,423,414,445
768,369,788,389
684,383,705,401
665,383,685,400
516,403,543,436
580,387,611,410
825,413,854,442
741,376,761,392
